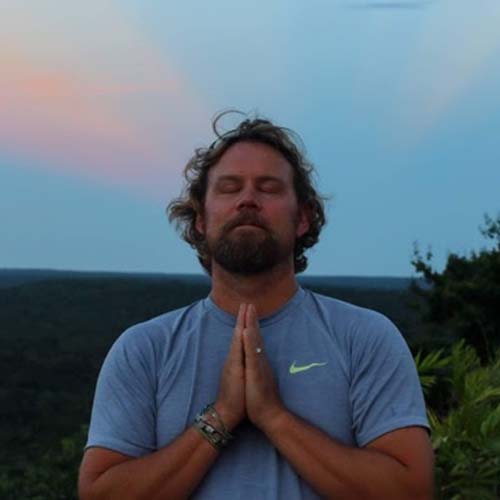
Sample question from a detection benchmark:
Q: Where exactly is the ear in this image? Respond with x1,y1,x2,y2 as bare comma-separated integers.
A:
195,212,205,235
296,205,310,238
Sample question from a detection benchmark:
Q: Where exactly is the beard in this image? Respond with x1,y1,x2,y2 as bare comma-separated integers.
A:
206,212,294,275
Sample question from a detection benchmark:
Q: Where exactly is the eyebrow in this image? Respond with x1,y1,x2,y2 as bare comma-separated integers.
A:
214,175,241,184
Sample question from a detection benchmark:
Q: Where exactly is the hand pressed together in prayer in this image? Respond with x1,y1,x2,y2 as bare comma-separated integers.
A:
215,303,285,432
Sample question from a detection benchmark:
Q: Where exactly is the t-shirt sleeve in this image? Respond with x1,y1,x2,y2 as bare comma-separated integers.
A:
85,326,157,457
349,313,430,448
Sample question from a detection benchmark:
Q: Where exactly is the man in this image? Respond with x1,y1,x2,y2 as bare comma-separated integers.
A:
79,113,434,499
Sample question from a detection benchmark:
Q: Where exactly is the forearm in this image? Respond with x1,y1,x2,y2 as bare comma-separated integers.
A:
81,426,220,500
263,410,431,500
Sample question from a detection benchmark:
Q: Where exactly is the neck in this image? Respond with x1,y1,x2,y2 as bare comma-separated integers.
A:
209,260,299,318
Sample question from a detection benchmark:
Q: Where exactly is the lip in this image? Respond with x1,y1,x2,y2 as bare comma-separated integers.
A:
234,224,264,229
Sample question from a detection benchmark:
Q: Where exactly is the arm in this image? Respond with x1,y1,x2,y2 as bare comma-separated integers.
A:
79,426,220,500
242,304,434,499
262,411,434,499
79,306,247,500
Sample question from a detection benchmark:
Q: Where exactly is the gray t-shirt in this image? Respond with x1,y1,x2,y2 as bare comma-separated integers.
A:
86,288,429,499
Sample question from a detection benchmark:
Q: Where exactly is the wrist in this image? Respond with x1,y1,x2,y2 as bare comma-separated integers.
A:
259,405,290,436
212,401,242,432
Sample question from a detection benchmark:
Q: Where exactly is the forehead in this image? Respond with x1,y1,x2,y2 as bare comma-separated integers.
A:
208,141,294,183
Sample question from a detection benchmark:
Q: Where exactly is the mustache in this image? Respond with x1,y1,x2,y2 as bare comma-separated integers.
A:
222,213,269,233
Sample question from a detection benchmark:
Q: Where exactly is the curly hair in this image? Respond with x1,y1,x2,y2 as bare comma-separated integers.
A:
167,110,326,275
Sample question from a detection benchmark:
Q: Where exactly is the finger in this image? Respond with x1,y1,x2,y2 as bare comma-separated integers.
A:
228,304,246,363
243,326,258,372
245,303,258,330
243,305,264,370
236,303,247,332
245,304,264,345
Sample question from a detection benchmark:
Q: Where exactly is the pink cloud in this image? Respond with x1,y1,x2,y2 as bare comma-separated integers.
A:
0,42,208,200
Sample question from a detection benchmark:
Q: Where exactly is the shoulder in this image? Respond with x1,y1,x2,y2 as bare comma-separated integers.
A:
302,289,399,335
307,290,381,316
104,299,205,372
117,299,204,344
301,289,409,355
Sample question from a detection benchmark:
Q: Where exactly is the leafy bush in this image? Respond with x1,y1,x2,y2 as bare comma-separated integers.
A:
416,341,500,499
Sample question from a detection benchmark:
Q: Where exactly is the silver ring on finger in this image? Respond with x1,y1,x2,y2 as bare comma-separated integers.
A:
255,347,263,354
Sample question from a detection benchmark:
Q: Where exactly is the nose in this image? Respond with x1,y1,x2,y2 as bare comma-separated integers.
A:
236,186,261,211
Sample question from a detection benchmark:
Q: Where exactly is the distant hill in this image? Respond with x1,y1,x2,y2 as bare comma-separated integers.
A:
300,275,423,290
0,268,177,288
0,268,423,290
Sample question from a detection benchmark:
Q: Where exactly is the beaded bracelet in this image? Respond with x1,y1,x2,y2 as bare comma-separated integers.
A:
193,414,228,450
193,403,234,450
203,404,234,441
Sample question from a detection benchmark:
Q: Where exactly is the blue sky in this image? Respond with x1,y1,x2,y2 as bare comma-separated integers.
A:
1,0,499,276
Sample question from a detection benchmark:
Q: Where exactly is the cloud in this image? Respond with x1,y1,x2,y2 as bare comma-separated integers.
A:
0,1,208,199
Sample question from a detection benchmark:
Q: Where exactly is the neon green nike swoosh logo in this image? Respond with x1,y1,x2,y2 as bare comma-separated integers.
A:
289,361,328,375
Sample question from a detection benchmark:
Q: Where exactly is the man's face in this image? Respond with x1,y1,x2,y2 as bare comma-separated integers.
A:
196,141,310,275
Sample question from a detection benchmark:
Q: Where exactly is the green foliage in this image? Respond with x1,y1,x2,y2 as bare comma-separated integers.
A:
416,341,500,499
414,348,450,395
0,425,87,500
412,213,500,362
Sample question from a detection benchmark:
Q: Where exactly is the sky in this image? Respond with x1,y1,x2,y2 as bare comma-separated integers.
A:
1,0,499,277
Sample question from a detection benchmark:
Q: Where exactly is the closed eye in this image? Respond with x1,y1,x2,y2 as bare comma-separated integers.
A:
216,181,241,193
259,180,284,193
